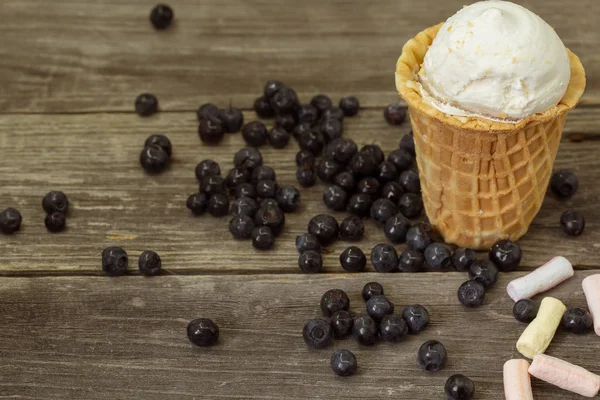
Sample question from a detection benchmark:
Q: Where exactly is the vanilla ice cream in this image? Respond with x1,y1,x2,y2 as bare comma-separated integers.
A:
418,1,571,121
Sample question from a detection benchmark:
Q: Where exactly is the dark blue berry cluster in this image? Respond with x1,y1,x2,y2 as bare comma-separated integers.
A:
101,247,163,276
197,103,244,144
42,191,69,233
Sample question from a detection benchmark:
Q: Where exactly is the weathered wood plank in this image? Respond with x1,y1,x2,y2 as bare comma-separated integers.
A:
0,272,597,399
0,0,598,113
0,110,598,274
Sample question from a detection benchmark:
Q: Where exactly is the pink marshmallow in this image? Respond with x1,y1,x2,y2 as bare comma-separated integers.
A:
529,354,600,398
503,359,533,400
582,274,600,336
507,256,574,302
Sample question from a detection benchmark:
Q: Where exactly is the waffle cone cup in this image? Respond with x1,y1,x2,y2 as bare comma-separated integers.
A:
396,23,586,249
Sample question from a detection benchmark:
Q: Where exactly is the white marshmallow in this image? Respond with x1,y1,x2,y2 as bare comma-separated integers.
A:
503,359,534,400
507,256,574,302
582,274,600,336
529,354,600,397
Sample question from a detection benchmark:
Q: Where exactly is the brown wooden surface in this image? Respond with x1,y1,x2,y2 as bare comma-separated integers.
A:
1,0,600,399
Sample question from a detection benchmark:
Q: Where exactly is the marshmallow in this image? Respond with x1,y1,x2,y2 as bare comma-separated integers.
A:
507,256,574,302
516,297,566,359
529,354,600,398
582,274,600,336
503,359,534,400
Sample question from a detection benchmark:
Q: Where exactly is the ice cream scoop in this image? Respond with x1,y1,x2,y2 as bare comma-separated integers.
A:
419,0,571,121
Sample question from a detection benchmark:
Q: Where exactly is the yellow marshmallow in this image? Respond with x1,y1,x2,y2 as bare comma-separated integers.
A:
516,297,566,359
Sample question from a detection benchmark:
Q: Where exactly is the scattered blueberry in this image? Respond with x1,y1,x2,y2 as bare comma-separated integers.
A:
187,193,209,215
303,318,333,349
298,250,323,273
233,147,263,170
398,170,421,194
275,114,296,132
349,151,378,178
254,200,285,235
339,216,364,241
370,199,398,225
218,106,244,133
296,150,316,168
398,193,423,218
339,246,366,272
296,233,321,254
229,214,255,239
562,306,593,334
452,248,477,272
366,295,394,322
276,185,300,213
322,185,348,212
187,318,219,347
347,193,373,217
399,134,416,156
264,80,284,100
150,4,173,29
357,177,381,200
135,93,158,116
489,239,522,272
352,315,378,346
424,243,452,269
144,134,172,157
445,374,475,400
195,159,221,181
298,129,326,155
268,126,291,148
0,208,22,234
44,212,66,233
270,87,299,114
377,161,399,183
138,250,162,276
339,96,359,116
330,311,354,339
198,115,225,144
406,223,434,252
310,94,333,116
140,145,169,173
320,118,344,142
295,104,319,125
360,144,385,165
317,158,343,183
381,181,405,204
330,349,357,376
550,170,579,199
296,166,318,188
207,193,230,217
371,244,398,273
321,289,350,317
231,196,259,218
380,314,408,342
326,138,358,164
468,260,499,289
458,281,485,307
235,183,256,199
42,191,69,215
201,175,226,197
252,226,275,250
384,104,406,125
362,282,384,301
417,340,447,372
402,305,430,333
308,214,339,245
561,210,585,236
242,121,268,147
384,213,410,243
102,247,128,276
322,106,345,121
387,149,413,171
513,299,538,323
225,167,251,190
254,96,275,118
292,122,312,140
398,249,425,273
255,179,278,199
197,103,220,121
333,171,356,193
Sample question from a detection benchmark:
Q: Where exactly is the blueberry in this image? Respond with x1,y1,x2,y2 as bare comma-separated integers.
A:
362,282,384,301
198,115,225,144
201,175,226,197
347,194,373,217
264,80,285,100
381,181,405,204
398,193,423,218
357,177,381,200
323,185,348,212
234,147,263,170
468,259,499,288
402,305,430,333
296,150,316,167
138,250,162,276
254,200,285,235
384,104,406,125
317,158,343,183
0,208,22,234
360,144,385,165
229,214,255,239
310,94,333,116
452,248,477,272
370,199,398,225
550,170,578,199
308,214,339,245
195,159,221,181
321,289,350,317
380,314,408,342
398,170,421,194
320,118,344,142
424,243,452,269
398,250,425,272
325,138,358,164
296,166,318,188
298,129,326,155
561,210,585,236
252,226,275,250
187,193,209,215
207,193,230,217
218,106,244,133
144,135,172,157
303,318,333,349
242,121,268,147
562,306,593,334
255,180,278,199
417,340,447,372
352,315,378,345
235,183,257,199
102,247,128,276
135,93,158,116
253,96,275,118
384,214,411,244
387,149,413,171
349,151,378,178
330,349,358,376
457,280,485,307
445,374,475,400
339,216,364,241
366,295,394,322
231,196,259,217
275,114,296,132
340,246,366,272
399,134,416,156
292,122,312,140
276,185,300,213
270,87,299,114
268,126,291,148
45,212,66,233
187,318,219,347
140,145,169,173
298,250,323,273
333,172,356,193
330,311,354,339
371,244,398,273
296,233,321,254
489,239,522,272
42,191,69,215
339,96,360,116
150,4,173,29
225,168,251,190
295,104,319,125
376,161,399,183
406,223,434,252
197,103,220,121
513,299,538,323
322,106,345,121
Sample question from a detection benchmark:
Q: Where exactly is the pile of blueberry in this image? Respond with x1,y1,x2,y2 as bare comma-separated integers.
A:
550,170,585,236
197,103,245,144
513,298,594,334
101,247,162,276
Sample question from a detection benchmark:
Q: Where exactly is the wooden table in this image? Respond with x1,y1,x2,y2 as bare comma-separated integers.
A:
0,1,599,398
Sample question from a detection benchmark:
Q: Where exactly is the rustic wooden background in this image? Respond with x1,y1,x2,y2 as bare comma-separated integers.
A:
0,0,599,399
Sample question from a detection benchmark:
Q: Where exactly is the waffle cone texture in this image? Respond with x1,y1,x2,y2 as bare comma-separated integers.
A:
396,23,586,249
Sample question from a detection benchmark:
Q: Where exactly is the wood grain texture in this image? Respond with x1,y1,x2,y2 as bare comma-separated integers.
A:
0,272,598,399
0,0,599,113
0,109,598,274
